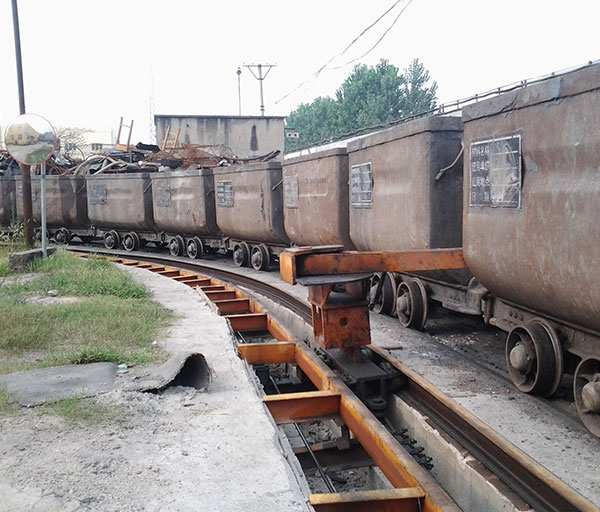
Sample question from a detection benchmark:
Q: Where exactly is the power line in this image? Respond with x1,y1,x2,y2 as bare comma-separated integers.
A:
329,0,413,70
274,0,412,106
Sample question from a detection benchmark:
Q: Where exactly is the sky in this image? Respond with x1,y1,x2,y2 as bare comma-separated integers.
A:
0,0,598,145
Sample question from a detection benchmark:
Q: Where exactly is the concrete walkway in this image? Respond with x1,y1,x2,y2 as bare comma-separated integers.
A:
0,264,310,512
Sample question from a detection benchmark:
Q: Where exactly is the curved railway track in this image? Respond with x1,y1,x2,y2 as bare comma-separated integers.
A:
68,245,598,512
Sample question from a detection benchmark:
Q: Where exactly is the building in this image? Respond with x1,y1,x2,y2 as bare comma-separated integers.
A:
154,115,285,160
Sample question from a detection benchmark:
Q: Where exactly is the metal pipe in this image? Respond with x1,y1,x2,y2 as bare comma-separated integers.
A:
40,162,47,258
237,67,242,116
258,64,264,116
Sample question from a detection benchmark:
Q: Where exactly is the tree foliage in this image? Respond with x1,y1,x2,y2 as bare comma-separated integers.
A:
286,58,437,151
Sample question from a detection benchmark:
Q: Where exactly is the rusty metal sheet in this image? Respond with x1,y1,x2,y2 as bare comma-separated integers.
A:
224,312,268,331
86,173,156,232
238,342,296,365
309,488,424,512
16,175,88,228
151,170,220,237
212,162,289,245
283,148,354,248
462,63,600,333
263,390,341,424
346,116,463,251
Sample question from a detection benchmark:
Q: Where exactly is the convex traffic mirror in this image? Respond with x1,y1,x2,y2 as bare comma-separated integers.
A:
4,113,57,165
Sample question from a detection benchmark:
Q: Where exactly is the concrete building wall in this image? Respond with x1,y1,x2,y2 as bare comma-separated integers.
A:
154,115,285,160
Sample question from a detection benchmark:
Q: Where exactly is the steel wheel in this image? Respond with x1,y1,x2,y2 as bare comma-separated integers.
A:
54,228,71,245
505,319,563,396
574,357,600,437
187,237,204,259
369,272,396,315
232,242,250,267
251,244,270,271
103,230,120,250
169,235,185,257
122,232,140,252
396,278,428,330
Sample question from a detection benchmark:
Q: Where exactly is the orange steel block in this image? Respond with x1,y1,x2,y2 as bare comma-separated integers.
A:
204,290,237,300
214,298,251,314
309,488,425,512
263,390,341,424
312,302,371,349
225,313,268,331
280,250,297,285
238,342,296,365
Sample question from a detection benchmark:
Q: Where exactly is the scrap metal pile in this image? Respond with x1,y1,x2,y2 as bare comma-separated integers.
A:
0,143,280,176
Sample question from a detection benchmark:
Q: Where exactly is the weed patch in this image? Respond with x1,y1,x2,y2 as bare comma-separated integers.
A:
0,250,172,374
40,397,126,425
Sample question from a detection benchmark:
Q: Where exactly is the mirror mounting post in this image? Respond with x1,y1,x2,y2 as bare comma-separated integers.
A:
21,164,34,248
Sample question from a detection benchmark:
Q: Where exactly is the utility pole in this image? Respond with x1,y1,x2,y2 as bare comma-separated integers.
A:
236,67,242,116
243,63,276,116
11,0,34,248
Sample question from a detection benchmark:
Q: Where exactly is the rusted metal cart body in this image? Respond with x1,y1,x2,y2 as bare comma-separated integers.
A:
463,64,600,339
87,173,155,233
347,116,464,251
151,169,219,237
283,148,353,248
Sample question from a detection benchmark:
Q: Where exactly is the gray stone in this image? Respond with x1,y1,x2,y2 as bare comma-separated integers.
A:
8,247,56,271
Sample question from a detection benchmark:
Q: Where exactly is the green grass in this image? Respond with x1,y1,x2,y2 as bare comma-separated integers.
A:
0,389,18,416
40,396,126,425
0,250,172,375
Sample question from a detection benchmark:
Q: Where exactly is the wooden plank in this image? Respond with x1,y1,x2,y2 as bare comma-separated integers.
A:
238,342,296,365
263,390,340,424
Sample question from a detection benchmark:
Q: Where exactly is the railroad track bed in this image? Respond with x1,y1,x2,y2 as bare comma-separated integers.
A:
71,247,600,510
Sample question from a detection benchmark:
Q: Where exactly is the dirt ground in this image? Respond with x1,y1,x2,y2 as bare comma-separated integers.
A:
0,266,309,512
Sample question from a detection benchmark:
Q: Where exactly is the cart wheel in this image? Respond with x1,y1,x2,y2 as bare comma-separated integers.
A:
123,232,140,252
169,235,185,257
505,319,563,396
369,272,396,315
187,237,204,259
54,228,71,245
251,244,270,271
574,357,600,438
396,278,428,330
103,230,120,250
232,242,250,267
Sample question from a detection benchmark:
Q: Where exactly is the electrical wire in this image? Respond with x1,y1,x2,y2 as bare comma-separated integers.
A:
329,0,413,70
274,0,411,106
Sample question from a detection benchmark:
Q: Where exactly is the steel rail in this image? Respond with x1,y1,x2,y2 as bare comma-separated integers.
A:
68,246,598,512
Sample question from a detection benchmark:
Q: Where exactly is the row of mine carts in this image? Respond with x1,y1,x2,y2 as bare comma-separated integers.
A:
1,63,599,436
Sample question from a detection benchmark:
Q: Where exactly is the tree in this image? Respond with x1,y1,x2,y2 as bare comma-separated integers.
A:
399,58,438,116
285,58,438,151
285,97,340,152
335,59,404,134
